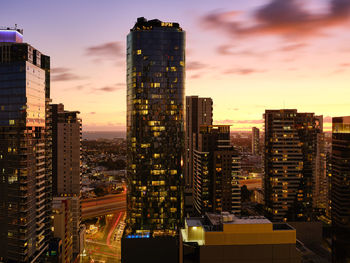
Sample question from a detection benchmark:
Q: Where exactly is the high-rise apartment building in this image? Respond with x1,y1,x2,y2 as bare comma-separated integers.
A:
124,16,185,258
0,28,52,262
51,103,83,258
52,198,73,263
193,125,241,215
123,17,185,263
331,116,350,263
264,110,322,222
185,96,213,188
252,127,260,155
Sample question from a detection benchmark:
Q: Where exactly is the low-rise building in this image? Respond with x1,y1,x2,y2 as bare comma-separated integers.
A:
181,212,301,263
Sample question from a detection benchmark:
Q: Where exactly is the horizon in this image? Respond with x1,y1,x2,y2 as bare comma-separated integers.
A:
2,0,350,133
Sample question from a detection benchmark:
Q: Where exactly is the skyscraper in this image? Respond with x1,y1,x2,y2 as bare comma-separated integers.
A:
251,127,260,155
331,116,350,263
193,125,241,215
51,103,83,258
0,28,52,262
125,17,185,238
264,110,322,222
185,96,213,188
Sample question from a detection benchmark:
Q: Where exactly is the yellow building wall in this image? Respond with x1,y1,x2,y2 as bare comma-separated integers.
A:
205,230,296,245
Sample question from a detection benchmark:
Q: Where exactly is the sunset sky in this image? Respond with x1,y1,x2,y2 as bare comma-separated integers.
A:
2,0,350,131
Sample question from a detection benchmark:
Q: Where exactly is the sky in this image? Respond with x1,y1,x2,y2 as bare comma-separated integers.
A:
2,0,350,131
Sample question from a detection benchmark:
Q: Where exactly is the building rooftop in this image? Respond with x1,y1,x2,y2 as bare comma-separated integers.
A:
0,26,23,43
131,17,182,32
182,212,297,246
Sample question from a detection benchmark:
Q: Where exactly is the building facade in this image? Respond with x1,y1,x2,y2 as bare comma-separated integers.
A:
185,96,213,188
181,212,301,263
193,125,241,215
0,28,52,263
331,116,350,263
264,110,322,222
52,198,73,263
252,127,260,156
51,103,83,258
125,17,185,235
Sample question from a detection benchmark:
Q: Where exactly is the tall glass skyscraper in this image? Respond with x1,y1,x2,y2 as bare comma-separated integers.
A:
0,28,52,262
125,17,185,236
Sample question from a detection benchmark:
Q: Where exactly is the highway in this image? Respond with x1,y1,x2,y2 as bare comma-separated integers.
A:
82,194,126,219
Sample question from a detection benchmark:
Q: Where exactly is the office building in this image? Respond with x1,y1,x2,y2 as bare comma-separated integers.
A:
252,127,260,155
123,17,185,262
52,198,73,263
0,28,52,262
264,110,322,222
181,212,301,263
193,125,241,215
51,103,83,258
331,116,350,262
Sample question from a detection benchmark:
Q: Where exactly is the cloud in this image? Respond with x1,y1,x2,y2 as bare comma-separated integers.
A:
278,43,308,52
223,68,265,75
51,67,83,82
85,41,124,60
201,0,350,38
91,83,125,93
187,61,207,71
89,112,96,115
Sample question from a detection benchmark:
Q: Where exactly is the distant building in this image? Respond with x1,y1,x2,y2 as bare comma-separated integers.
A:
52,198,73,263
51,103,83,258
193,125,241,215
184,96,213,215
264,110,323,221
331,116,350,263
0,28,52,262
180,212,301,263
251,127,260,155
123,17,185,263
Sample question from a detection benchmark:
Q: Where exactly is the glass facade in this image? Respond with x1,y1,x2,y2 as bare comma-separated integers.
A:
126,18,185,235
0,38,51,262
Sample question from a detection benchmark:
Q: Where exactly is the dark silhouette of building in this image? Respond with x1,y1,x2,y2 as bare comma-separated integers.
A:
193,125,241,215
264,110,323,222
331,116,350,263
252,127,260,155
0,28,52,262
184,96,213,215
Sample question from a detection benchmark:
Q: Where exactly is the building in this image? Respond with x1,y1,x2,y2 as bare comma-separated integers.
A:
193,125,241,215
0,28,52,262
181,212,301,263
331,116,350,262
184,96,213,215
51,103,83,258
185,96,213,187
123,17,185,262
264,110,322,222
252,127,260,155
52,198,73,263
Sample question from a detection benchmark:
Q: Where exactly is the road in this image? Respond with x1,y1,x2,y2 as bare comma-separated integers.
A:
82,194,126,219
83,211,126,263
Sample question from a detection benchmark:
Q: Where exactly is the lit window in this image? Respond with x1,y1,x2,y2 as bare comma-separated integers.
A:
137,50,142,55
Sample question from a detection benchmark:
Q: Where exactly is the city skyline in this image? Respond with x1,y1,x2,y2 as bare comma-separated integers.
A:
2,0,350,132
